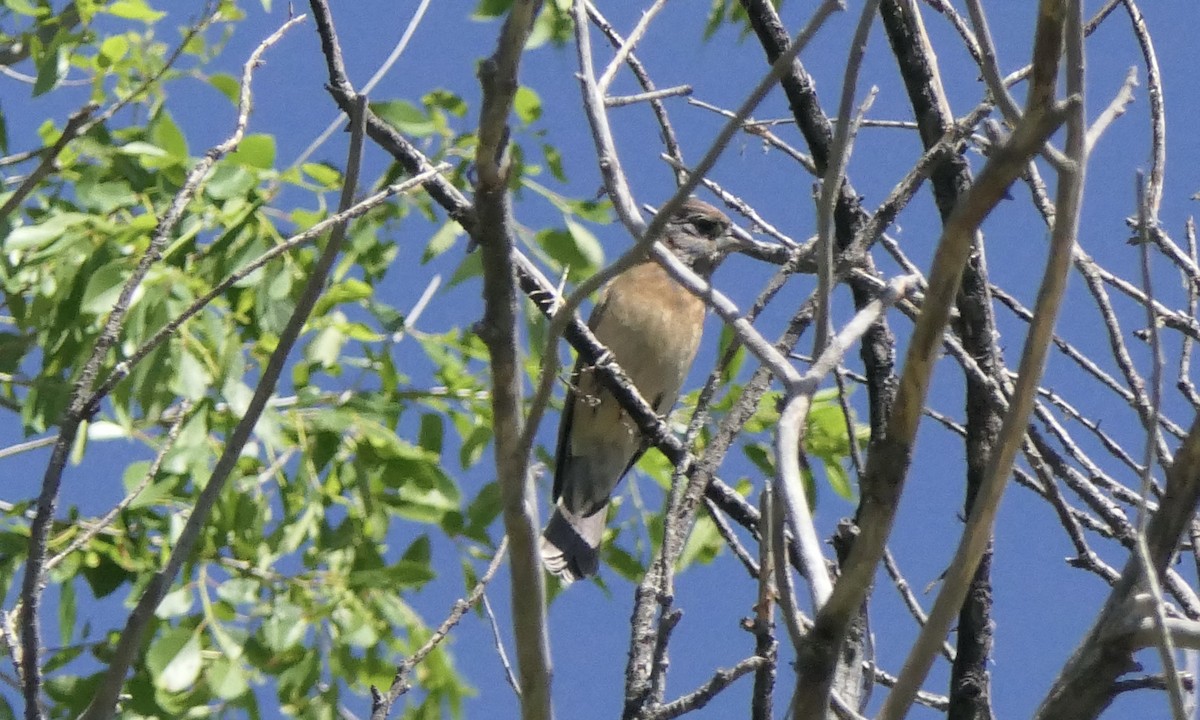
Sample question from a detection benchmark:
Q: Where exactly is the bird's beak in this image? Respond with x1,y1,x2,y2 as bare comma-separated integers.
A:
720,226,758,255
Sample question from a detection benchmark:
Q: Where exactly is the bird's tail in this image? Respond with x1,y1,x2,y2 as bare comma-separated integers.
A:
540,504,606,584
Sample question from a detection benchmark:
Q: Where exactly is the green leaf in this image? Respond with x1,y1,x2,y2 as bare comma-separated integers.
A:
306,324,345,369
563,216,604,268
424,88,467,117
147,626,202,693
332,605,379,648
262,601,307,651
150,110,188,160
537,220,604,280
823,459,855,501
229,133,276,170
313,278,373,316
5,0,43,16
118,140,169,159
403,535,432,564
216,577,260,605
464,481,501,539
677,513,724,570
97,35,129,68
371,99,435,137
169,349,211,401
542,143,565,182
473,0,512,18
43,645,84,675
277,651,319,703
743,442,775,476
744,389,782,434
459,424,491,468
209,73,240,104
348,560,435,590
603,543,645,581
80,554,129,598
33,39,68,96
58,579,76,645
513,86,542,123
207,657,249,700
124,462,173,509
76,173,134,213
449,250,482,287
104,0,167,23
3,211,89,251
302,162,341,188
717,324,746,382
81,261,138,315
423,221,462,263
205,164,256,200
418,413,444,454
0,333,33,374
155,585,194,618
89,421,129,441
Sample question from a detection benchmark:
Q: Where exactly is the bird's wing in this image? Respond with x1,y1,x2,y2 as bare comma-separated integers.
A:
551,290,612,503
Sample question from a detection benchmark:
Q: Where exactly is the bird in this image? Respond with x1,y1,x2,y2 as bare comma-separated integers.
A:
541,198,746,583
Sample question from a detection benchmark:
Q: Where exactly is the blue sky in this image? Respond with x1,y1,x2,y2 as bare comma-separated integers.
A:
5,1,1200,718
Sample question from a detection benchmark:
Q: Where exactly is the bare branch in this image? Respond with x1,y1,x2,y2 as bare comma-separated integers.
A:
877,2,1088,715
43,405,190,574
473,3,553,718
1086,67,1138,151
647,657,767,720
794,34,1077,720
596,0,670,93
1131,172,1187,719
370,538,509,718
0,104,96,220
1036,414,1200,720
605,85,692,108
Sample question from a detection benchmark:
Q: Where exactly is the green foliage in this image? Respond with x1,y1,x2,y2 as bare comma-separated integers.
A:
0,2,497,716
738,386,868,504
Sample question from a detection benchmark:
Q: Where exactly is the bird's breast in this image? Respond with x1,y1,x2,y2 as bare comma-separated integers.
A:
592,262,707,408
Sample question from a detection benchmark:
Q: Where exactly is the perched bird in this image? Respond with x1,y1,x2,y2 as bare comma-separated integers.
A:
541,198,745,583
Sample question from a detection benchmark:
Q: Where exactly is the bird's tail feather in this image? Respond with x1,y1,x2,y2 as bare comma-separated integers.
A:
540,505,606,583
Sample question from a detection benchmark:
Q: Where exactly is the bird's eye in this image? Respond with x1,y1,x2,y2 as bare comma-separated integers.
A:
690,216,723,238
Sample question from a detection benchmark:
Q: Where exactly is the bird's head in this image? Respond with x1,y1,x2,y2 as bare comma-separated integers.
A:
659,198,748,277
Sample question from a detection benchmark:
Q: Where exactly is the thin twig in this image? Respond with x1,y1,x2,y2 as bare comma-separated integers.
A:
605,85,692,108
483,592,522,698
751,489,777,720
814,0,882,356
647,657,767,720
1133,172,1187,719
288,0,432,174
0,105,96,220
596,0,670,93
778,274,919,611
370,538,509,718
1085,66,1138,151
882,549,955,662
43,404,191,574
